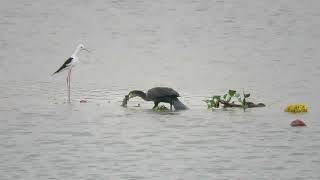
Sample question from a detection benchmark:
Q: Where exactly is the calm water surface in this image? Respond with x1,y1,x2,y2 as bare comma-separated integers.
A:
1,0,320,179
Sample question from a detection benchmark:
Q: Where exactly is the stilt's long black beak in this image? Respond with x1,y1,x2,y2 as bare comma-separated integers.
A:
83,48,90,52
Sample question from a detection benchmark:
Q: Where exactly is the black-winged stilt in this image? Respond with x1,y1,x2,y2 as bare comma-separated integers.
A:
53,44,89,103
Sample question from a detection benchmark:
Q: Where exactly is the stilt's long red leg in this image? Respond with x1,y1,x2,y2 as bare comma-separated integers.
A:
67,68,71,103
68,68,72,103
66,73,69,103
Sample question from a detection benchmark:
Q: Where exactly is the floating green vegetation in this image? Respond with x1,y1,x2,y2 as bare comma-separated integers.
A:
153,105,169,112
205,90,265,110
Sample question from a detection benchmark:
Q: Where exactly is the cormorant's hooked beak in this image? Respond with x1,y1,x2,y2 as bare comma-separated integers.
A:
121,95,129,107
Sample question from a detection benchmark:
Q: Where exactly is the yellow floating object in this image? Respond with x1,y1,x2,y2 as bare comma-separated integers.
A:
285,104,308,113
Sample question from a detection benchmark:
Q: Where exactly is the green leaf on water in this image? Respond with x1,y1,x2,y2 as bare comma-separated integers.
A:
228,90,236,97
236,96,242,102
208,96,220,108
207,100,213,109
223,94,227,100
214,101,220,108
154,105,169,111
212,95,221,100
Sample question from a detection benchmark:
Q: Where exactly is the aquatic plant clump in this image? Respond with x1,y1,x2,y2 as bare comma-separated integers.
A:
153,105,169,112
205,90,265,110
285,104,308,113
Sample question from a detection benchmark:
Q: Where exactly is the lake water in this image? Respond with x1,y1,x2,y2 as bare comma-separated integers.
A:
1,0,320,179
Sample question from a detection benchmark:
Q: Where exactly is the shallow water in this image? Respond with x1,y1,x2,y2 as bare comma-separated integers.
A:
1,0,320,179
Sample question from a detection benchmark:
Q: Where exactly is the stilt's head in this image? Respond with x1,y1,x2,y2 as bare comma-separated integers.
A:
78,44,89,52
72,43,89,57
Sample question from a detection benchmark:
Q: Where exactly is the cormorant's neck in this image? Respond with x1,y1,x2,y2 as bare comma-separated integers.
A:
134,91,151,101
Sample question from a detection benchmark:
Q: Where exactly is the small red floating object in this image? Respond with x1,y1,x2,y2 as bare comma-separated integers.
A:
291,119,306,127
80,100,87,103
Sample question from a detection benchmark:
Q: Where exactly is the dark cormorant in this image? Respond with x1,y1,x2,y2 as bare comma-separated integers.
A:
124,87,188,110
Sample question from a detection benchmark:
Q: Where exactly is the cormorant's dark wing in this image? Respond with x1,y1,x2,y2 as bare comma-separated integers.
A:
147,87,180,99
52,57,73,75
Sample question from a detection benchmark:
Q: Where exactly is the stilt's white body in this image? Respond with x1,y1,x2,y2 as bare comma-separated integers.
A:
53,44,87,103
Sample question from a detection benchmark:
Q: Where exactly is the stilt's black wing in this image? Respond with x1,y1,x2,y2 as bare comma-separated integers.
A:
52,57,73,75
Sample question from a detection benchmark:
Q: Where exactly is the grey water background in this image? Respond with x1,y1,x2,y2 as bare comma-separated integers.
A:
1,0,320,179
